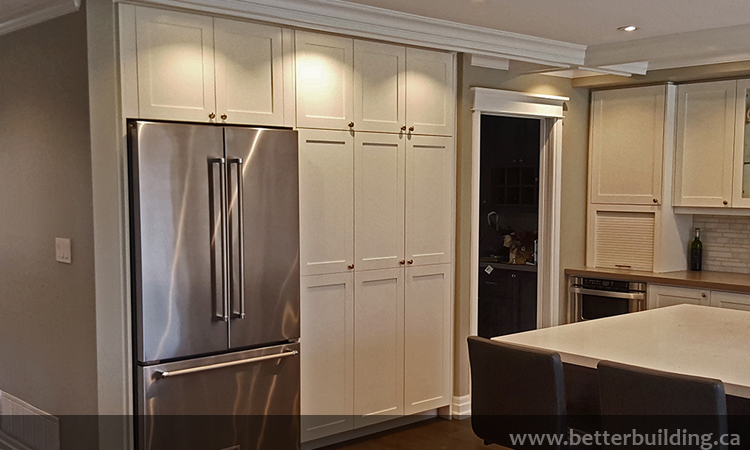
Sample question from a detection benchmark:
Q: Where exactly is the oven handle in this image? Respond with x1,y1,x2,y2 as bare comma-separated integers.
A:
569,287,646,300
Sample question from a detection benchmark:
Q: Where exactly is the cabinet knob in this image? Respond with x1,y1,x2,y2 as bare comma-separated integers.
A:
348,122,355,128
208,112,216,119
723,200,729,206
407,259,414,265
348,264,354,270
408,126,415,132
511,273,517,279
401,125,407,131
653,198,658,203
220,113,228,120
399,260,406,265
702,293,707,298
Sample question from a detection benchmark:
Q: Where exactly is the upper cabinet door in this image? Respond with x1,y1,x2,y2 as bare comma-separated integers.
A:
299,130,354,276
405,136,453,266
355,133,406,271
675,81,736,208
353,40,406,133
214,19,284,126
589,86,665,205
405,48,454,137
732,80,750,208
296,31,354,131
135,7,216,122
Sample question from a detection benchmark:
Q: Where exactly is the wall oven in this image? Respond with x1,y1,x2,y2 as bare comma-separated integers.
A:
569,276,646,323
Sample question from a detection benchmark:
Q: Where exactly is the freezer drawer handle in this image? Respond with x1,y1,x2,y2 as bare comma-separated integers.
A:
157,350,299,379
228,158,246,320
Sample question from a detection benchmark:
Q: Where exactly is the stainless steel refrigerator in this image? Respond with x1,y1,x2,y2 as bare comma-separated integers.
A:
128,120,300,450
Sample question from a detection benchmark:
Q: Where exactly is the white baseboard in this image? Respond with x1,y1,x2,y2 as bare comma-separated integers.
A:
451,395,471,420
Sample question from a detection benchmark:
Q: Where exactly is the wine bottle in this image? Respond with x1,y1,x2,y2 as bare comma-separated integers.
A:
690,228,702,271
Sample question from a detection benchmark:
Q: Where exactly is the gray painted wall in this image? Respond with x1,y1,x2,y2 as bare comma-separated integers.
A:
0,6,98,423
454,55,590,397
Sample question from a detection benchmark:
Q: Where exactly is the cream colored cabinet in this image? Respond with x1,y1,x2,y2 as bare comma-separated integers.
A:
300,272,354,443
355,133,406,271
732,80,750,207
648,285,711,309
213,18,285,126
710,290,750,311
299,130,354,276
130,6,286,125
354,41,406,134
589,86,666,205
405,48,455,136
406,136,454,266
353,268,405,428
134,7,216,122
295,31,354,131
674,81,736,208
404,263,452,415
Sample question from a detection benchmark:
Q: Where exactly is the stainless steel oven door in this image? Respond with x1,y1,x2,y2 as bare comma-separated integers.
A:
570,287,646,322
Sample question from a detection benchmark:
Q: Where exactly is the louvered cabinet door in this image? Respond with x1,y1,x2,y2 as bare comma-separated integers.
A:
587,206,656,271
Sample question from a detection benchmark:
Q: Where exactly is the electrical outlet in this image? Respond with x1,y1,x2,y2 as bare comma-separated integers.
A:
55,238,71,264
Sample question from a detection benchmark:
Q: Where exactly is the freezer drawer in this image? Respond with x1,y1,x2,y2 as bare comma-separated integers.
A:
137,343,300,450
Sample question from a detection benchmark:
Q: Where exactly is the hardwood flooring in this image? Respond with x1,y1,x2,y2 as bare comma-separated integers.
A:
319,418,497,450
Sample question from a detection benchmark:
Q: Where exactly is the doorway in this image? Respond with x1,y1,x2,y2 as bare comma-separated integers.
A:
477,115,540,338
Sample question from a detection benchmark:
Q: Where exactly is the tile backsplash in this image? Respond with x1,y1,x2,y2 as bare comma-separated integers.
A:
693,216,750,274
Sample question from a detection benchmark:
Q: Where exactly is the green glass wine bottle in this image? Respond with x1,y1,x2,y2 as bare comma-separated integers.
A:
690,228,702,271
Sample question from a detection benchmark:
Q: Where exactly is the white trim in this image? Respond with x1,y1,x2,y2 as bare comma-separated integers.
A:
451,394,471,420
469,87,567,336
0,0,81,36
119,0,586,67
675,207,750,216
470,54,509,71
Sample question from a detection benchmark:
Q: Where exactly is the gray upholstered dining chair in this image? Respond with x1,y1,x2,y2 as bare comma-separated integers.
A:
468,336,568,450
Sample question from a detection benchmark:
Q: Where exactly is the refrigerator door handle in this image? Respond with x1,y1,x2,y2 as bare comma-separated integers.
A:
156,350,299,379
228,157,246,320
210,157,230,322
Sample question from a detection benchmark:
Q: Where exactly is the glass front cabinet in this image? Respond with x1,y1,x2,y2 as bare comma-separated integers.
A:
737,80,750,206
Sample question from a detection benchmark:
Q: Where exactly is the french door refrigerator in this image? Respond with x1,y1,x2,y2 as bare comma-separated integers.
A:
128,120,300,450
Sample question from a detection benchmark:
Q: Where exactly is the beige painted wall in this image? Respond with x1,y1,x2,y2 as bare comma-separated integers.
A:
454,54,590,397
0,7,99,422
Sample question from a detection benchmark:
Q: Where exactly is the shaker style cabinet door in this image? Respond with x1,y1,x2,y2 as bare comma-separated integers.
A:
299,130,354,275
674,80,736,207
353,40,406,133
647,285,711,309
589,85,665,205
405,48,454,136
710,291,750,311
354,133,406,271
300,273,354,442
295,31,354,130
135,7,216,122
405,136,454,266
213,18,284,126
353,269,405,428
404,264,452,415
732,80,750,207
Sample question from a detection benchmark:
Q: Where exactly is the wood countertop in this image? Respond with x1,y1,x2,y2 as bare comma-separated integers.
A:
494,304,750,398
565,267,750,294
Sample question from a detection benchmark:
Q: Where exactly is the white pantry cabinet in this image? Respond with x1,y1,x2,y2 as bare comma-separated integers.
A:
295,31,454,135
300,272,354,442
128,6,287,125
648,285,710,309
404,263,452,415
589,85,666,206
353,268,405,428
354,133,406,271
298,130,354,276
674,80,736,208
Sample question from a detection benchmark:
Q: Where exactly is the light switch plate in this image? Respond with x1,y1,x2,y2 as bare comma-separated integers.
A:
55,238,71,264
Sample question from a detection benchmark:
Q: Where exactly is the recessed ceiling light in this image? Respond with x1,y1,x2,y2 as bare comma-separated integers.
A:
618,25,639,32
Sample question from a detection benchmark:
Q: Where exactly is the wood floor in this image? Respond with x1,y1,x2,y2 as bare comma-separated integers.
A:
320,418,496,450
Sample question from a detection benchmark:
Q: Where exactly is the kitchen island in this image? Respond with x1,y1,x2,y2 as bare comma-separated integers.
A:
494,304,750,399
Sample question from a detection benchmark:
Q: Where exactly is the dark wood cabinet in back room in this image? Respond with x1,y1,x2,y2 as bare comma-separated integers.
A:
478,265,537,338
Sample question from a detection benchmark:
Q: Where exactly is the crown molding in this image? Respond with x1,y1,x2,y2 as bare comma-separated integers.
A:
585,23,750,71
0,0,80,36
126,0,586,66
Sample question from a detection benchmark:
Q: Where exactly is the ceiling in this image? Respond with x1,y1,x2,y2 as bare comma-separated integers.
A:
338,0,750,47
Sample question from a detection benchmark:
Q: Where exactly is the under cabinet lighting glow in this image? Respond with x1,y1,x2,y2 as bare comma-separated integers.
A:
618,25,639,32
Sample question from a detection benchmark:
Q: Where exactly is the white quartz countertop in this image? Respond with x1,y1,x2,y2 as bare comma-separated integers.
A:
493,304,750,398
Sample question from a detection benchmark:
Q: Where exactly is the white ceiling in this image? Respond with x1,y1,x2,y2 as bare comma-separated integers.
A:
338,0,750,47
